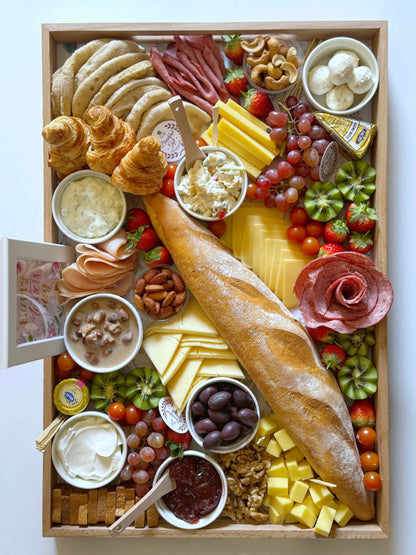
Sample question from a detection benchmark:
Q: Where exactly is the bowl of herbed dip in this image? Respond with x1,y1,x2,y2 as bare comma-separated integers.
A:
174,146,247,221
52,169,127,244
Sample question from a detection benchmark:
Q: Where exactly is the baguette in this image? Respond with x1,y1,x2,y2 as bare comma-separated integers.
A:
143,193,375,521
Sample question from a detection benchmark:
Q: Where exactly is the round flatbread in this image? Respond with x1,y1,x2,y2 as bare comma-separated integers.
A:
105,77,167,111
72,52,146,118
51,38,111,117
136,100,211,140
126,88,173,133
87,59,153,109
109,83,168,120
74,39,143,90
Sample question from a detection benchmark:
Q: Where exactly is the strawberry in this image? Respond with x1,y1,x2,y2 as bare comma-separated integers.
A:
323,218,349,243
242,88,274,119
143,245,172,267
126,207,151,233
349,398,376,429
224,67,248,96
222,34,245,66
348,231,373,254
166,429,192,457
320,344,346,371
127,226,160,251
307,325,335,344
318,242,348,257
346,202,378,233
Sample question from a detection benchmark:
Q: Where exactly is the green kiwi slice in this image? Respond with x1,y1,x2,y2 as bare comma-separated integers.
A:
304,181,344,222
90,370,126,412
337,356,378,400
125,367,166,410
336,160,376,203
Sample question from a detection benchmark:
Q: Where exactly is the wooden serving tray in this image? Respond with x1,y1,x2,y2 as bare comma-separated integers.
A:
41,21,389,538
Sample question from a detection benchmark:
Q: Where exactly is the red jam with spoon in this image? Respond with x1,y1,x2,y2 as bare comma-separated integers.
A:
162,455,223,524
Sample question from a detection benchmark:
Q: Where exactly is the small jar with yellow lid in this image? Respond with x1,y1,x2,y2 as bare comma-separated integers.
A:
53,378,90,415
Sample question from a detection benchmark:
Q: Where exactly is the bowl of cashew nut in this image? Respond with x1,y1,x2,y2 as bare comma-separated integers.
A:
241,35,303,95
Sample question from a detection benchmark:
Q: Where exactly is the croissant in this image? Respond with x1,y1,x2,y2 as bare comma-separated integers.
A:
84,105,137,175
111,135,167,195
42,116,90,180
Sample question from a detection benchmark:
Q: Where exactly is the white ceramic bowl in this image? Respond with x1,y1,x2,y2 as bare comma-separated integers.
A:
186,377,260,454
51,411,127,489
52,169,127,244
174,146,247,222
302,37,379,115
64,293,143,374
153,450,228,529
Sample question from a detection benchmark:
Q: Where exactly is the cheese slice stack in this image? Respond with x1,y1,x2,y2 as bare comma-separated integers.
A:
142,296,244,412
221,202,312,309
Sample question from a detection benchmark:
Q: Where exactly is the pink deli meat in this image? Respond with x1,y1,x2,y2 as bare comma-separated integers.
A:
293,251,393,334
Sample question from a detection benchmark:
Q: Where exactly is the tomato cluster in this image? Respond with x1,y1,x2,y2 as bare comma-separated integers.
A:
356,426,382,491
54,351,96,382
286,206,324,256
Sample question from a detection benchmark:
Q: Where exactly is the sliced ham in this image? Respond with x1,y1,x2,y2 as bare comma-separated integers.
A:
294,251,393,334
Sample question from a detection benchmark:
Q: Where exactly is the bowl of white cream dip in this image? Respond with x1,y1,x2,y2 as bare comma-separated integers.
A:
52,169,127,244
174,146,247,221
52,411,127,489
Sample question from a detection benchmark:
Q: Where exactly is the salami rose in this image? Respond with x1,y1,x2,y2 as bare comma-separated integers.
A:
294,251,393,333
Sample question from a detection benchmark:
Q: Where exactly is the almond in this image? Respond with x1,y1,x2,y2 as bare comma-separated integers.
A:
149,271,168,285
172,291,186,306
162,290,176,307
143,268,159,283
172,272,185,292
134,278,146,296
134,294,145,312
145,284,165,294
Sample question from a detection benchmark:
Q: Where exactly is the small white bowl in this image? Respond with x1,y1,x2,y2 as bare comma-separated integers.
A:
302,37,379,116
52,411,127,489
153,450,228,529
52,169,127,244
64,293,143,374
186,377,260,454
174,146,247,222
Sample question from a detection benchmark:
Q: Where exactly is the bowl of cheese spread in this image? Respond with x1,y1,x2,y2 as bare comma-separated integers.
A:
52,411,127,489
174,146,247,221
52,169,127,244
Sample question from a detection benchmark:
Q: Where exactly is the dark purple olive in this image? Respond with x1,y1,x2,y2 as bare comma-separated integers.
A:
194,418,217,435
208,391,232,410
239,423,253,436
237,408,259,427
208,408,231,426
203,430,222,449
221,421,241,441
198,386,218,405
233,388,255,409
191,401,207,417
228,406,239,419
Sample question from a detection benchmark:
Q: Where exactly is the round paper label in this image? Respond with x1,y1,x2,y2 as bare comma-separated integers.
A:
319,141,338,181
152,120,185,163
158,397,188,433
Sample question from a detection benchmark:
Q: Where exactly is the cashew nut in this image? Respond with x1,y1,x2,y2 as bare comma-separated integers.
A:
250,63,268,85
266,37,281,57
271,54,286,67
281,61,298,83
287,46,301,68
241,36,267,54
264,74,290,90
266,61,283,79
247,49,270,67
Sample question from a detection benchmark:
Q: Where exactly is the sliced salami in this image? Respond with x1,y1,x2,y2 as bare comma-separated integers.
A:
294,251,393,333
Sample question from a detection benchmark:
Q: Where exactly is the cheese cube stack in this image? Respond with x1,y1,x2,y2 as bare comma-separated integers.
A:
143,296,244,412
219,202,311,309
256,415,354,536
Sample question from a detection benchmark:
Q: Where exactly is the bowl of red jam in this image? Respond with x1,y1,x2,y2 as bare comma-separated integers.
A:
153,450,227,529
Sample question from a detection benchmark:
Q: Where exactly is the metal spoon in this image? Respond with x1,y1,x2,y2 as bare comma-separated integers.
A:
169,95,206,171
108,470,176,537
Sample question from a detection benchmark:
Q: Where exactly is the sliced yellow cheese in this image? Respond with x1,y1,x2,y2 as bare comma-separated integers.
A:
218,118,276,166
176,376,205,414
240,215,287,269
276,249,311,299
197,358,244,378
142,332,182,376
226,98,270,132
160,346,191,384
188,346,235,359
167,359,202,412
253,227,291,276
180,335,227,346
283,259,309,309
266,239,305,294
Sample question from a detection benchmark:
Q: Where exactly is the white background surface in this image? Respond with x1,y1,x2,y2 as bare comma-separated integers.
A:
1,1,415,554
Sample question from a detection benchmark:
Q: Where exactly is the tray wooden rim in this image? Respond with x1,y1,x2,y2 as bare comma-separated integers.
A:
41,20,390,539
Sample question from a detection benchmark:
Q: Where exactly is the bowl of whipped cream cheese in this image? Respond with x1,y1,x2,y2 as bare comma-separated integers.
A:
52,411,127,489
52,169,127,244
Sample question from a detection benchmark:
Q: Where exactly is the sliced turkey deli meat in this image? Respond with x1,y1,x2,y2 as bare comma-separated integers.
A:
57,229,138,305
294,251,393,334
143,193,375,521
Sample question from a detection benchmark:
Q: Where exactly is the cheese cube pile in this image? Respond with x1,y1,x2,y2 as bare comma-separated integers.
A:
257,413,354,536
142,296,244,413
220,202,311,308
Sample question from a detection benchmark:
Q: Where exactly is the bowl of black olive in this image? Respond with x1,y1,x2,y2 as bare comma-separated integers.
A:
185,377,260,454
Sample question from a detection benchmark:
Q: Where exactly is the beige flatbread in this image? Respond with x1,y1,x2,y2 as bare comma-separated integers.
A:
105,77,167,111
51,38,111,117
74,39,143,90
136,100,211,140
126,88,173,133
72,52,146,118
87,59,154,109
110,83,168,120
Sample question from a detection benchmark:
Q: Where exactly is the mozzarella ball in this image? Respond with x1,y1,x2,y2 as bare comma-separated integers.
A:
334,50,360,68
328,52,355,85
347,66,374,94
326,84,355,111
308,65,333,95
